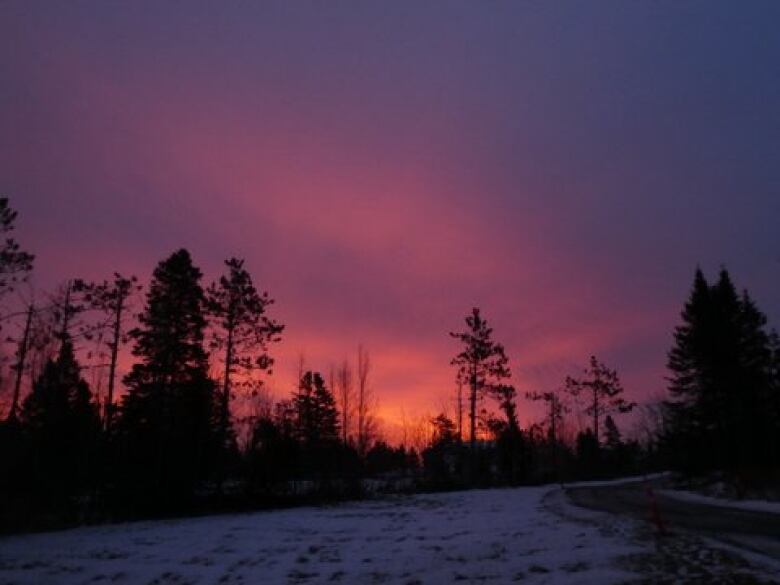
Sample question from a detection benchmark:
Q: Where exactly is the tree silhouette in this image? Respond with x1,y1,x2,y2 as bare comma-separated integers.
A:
74,274,141,432
0,197,34,304
355,345,376,457
665,268,778,473
118,249,217,506
206,258,283,454
333,359,353,447
293,371,340,447
565,356,633,446
450,308,511,450
19,338,100,501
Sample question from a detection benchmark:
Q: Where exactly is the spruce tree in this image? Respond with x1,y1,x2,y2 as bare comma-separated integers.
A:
292,371,341,479
118,249,217,505
293,371,340,447
665,267,778,473
19,339,100,499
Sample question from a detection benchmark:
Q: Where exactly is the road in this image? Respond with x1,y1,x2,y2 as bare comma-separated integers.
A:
565,478,780,562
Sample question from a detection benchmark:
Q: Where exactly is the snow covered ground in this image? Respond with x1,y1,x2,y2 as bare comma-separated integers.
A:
0,485,774,584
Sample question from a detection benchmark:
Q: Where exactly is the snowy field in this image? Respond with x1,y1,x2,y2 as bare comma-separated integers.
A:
0,486,774,584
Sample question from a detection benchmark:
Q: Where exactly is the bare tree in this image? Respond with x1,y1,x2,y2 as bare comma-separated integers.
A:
456,380,464,443
334,359,354,446
356,345,376,456
6,302,34,421
74,274,141,431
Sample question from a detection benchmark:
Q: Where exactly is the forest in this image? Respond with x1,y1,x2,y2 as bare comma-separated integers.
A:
0,196,778,532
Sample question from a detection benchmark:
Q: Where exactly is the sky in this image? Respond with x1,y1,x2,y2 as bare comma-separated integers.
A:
2,1,779,437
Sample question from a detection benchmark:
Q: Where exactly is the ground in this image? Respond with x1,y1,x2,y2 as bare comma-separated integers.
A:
0,483,777,584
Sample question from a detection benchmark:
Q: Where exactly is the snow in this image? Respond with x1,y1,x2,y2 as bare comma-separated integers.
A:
562,471,671,489
659,488,780,515
0,486,645,585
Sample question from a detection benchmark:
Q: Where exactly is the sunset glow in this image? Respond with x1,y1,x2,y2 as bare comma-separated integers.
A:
3,2,779,439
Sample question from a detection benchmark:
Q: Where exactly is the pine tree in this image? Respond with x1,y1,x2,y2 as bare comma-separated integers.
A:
450,308,511,450
118,249,218,505
565,356,633,446
0,197,34,303
206,258,283,452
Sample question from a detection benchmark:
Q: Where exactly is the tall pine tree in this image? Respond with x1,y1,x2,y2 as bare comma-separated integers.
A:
206,258,283,453
450,308,511,451
118,249,218,507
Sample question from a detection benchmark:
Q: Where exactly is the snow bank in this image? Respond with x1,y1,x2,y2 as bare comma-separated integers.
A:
563,471,671,489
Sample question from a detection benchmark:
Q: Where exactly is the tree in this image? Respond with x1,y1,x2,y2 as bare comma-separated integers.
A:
603,415,622,451
488,384,525,484
0,197,34,303
665,268,778,473
18,339,100,499
355,345,376,456
293,371,340,447
565,356,634,446
526,389,567,445
450,308,511,450
206,258,283,452
6,303,34,422
334,360,353,447
74,274,141,432
118,249,218,505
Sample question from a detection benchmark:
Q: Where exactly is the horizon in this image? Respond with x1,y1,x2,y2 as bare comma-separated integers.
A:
3,1,780,440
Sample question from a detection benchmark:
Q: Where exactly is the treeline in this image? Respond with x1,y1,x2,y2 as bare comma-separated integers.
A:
0,199,412,531
0,196,778,531
420,308,643,489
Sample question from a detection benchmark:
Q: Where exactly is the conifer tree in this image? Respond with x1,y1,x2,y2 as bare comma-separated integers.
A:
0,197,34,303
118,249,217,503
450,308,511,450
565,356,633,446
603,415,622,451
206,258,283,451
19,339,100,498
665,267,778,472
293,371,340,447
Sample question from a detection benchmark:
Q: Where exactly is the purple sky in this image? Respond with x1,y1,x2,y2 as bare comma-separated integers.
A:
2,2,779,435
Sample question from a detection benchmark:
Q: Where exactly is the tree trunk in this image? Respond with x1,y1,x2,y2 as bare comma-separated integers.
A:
469,361,477,451
7,304,33,421
457,381,463,443
105,295,124,433
593,386,599,445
